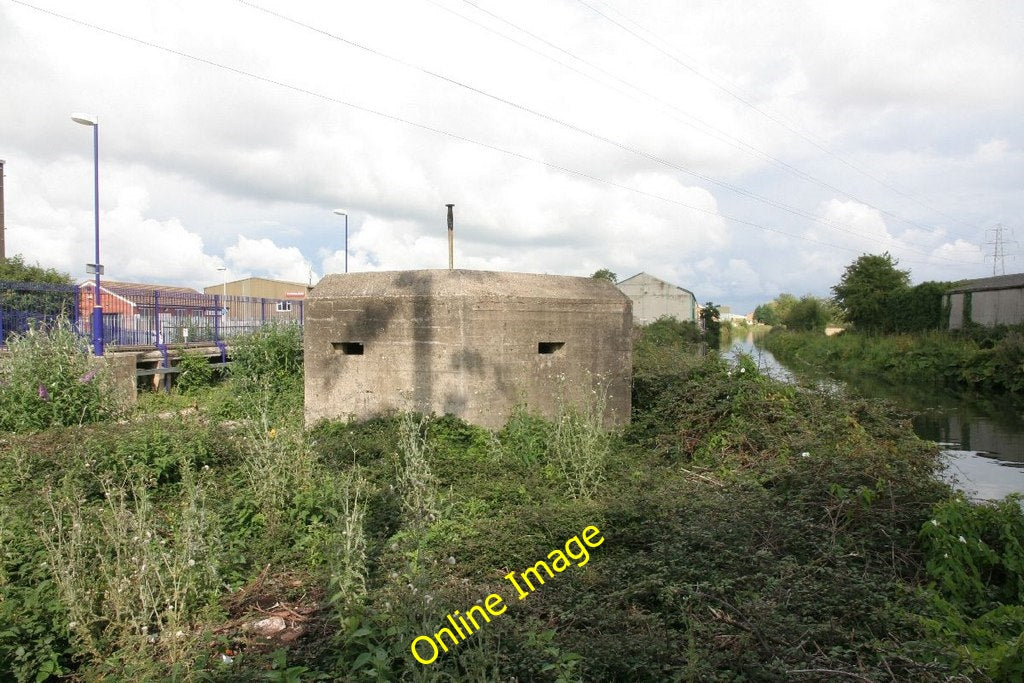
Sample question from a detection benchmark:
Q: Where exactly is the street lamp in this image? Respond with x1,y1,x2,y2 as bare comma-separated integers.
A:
333,209,348,273
72,112,103,356
217,266,228,319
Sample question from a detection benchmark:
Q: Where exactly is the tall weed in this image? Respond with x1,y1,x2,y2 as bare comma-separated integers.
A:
41,463,221,677
396,412,440,528
173,351,217,395
239,421,316,534
550,384,611,499
327,471,369,607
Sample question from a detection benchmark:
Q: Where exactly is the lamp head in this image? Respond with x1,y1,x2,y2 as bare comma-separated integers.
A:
71,113,98,126
333,209,347,216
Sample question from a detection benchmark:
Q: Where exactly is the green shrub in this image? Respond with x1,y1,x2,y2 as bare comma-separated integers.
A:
229,323,302,388
173,351,216,395
918,495,1024,678
782,295,829,331
0,319,123,433
492,404,553,467
228,323,303,421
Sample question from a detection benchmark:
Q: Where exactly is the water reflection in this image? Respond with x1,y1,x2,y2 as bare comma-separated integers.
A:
726,330,796,383
727,329,1024,500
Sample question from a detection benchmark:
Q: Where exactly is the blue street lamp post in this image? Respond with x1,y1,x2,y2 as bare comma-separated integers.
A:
333,209,348,273
72,113,103,356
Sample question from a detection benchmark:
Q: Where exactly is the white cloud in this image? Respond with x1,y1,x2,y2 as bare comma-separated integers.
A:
226,235,316,285
0,0,1019,315
930,239,985,267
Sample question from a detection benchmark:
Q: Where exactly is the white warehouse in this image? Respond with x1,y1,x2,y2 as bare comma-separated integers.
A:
616,272,697,325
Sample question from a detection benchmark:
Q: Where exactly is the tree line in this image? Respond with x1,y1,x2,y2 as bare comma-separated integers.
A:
754,253,950,334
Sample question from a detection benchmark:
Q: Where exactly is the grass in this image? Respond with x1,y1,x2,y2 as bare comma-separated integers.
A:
1,323,1021,680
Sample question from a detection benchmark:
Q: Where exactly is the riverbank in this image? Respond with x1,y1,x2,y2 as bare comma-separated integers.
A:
761,328,1024,395
2,325,1022,680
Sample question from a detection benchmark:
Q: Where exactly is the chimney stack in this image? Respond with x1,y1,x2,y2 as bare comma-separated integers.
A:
446,203,454,270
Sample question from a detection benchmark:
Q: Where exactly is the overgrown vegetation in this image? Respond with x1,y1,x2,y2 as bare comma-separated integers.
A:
1,319,1021,680
830,252,949,333
753,292,842,330
0,318,125,432
763,327,1024,395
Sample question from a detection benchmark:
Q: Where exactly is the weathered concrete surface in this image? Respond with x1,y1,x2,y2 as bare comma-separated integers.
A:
93,353,137,408
304,270,632,429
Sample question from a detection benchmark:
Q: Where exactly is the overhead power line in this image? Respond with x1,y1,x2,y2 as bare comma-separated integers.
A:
575,0,980,234
6,0,976,268
445,0,944,239
232,0,968,263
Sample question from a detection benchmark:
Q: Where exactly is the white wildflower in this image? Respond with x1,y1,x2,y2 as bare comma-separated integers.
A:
959,535,967,544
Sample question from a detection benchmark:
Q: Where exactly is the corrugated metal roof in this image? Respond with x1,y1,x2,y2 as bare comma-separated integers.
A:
80,280,202,294
948,273,1024,293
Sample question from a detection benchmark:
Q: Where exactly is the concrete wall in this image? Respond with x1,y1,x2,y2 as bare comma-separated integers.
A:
93,353,137,409
947,289,1024,329
970,288,1024,327
304,270,632,430
616,272,696,324
947,293,965,330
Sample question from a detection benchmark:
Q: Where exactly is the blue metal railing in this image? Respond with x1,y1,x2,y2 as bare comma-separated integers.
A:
0,280,303,350
0,281,80,345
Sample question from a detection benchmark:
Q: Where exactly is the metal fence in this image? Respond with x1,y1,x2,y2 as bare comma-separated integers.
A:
0,280,79,344
0,280,303,350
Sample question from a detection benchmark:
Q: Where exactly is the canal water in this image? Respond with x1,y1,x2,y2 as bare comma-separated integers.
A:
727,330,1024,501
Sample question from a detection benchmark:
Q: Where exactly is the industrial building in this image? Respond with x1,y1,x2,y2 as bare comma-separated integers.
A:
303,269,632,430
203,277,310,303
946,273,1024,329
615,272,697,324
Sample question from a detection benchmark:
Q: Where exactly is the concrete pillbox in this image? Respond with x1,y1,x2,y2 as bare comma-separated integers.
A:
303,269,632,429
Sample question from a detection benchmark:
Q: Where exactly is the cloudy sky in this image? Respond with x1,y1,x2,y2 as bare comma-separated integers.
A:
1,0,1021,312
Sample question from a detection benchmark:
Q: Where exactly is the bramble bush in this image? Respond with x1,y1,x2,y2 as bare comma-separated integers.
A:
918,495,1024,679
